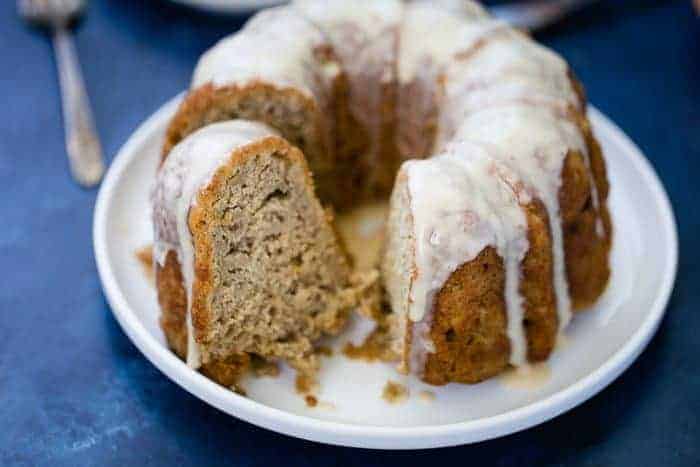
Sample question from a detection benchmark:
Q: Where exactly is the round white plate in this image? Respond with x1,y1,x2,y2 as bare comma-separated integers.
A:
168,0,285,14
94,94,677,449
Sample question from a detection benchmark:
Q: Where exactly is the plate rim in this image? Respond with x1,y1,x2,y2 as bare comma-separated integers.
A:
93,94,678,449
167,0,286,14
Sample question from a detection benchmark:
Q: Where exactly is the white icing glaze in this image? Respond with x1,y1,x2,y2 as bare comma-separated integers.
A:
294,0,403,43
399,3,504,83
447,34,578,105
405,143,532,368
192,6,329,98
293,0,402,90
449,106,585,332
152,120,277,368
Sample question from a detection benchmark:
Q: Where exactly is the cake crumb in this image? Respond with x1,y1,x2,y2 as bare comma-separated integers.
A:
295,374,319,395
382,380,409,404
418,390,435,403
343,321,397,363
135,245,155,285
305,395,318,407
250,356,280,378
316,346,333,357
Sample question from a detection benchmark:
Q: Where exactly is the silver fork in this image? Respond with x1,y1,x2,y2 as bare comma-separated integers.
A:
492,0,600,31
19,0,104,187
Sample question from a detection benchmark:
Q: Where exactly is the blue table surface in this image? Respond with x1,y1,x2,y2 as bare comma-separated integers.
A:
1,0,699,465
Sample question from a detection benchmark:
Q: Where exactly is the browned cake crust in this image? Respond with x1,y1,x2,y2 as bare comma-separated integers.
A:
562,72,612,310
156,250,251,387
162,31,409,211
566,116,612,309
163,82,332,176
422,200,557,385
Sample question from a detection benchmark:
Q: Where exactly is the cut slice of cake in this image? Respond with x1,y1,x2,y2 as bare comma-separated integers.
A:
152,120,363,388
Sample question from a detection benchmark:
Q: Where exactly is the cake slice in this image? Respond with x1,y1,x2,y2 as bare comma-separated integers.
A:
153,120,361,387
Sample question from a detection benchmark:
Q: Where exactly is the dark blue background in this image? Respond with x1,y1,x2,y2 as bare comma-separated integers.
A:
1,0,698,465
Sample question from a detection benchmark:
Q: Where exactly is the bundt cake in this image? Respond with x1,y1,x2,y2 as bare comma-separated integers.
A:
152,120,363,387
154,0,611,387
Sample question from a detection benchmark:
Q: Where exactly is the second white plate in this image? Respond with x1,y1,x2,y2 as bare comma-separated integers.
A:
94,95,677,449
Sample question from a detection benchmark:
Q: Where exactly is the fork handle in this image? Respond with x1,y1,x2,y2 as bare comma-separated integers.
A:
52,26,104,187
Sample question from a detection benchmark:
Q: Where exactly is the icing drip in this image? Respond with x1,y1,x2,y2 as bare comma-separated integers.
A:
152,121,278,368
405,143,531,369
448,106,588,330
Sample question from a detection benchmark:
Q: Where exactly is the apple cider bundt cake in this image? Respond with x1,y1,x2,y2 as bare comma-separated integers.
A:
153,0,612,387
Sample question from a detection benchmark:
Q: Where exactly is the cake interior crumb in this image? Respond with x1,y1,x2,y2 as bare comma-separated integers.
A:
382,380,409,404
135,245,155,285
316,346,333,357
250,355,280,378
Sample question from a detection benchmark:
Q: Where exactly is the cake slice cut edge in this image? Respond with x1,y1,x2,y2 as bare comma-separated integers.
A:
154,120,375,389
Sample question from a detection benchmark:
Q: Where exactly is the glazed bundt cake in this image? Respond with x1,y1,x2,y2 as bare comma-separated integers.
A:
154,0,612,387
153,120,363,386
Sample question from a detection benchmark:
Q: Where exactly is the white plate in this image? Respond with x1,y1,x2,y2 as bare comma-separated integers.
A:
168,0,285,14
94,94,677,449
